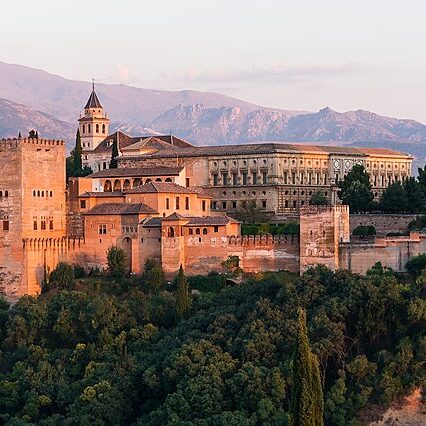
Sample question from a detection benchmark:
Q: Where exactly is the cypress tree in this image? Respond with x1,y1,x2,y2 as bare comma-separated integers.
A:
291,308,324,426
176,265,191,318
18,132,21,138
35,130,39,139
110,136,119,169
73,129,83,176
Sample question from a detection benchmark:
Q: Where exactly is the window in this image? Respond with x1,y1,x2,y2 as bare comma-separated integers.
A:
222,201,227,209
212,201,217,210
203,228,208,235
284,172,288,184
166,198,170,209
176,197,180,209
186,178,190,187
202,200,206,211
262,200,267,208
196,228,201,235
292,173,296,185
33,221,37,230
242,172,247,185
168,227,175,237
3,220,9,231
222,172,228,186
262,172,267,184
189,228,193,235
285,200,289,208
300,172,304,184
80,200,86,209
96,124,99,133
41,220,46,230
232,201,237,209
49,220,53,230
252,172,257,185
88,124,91,133
102,124,106,133
185,197,189,210
33,190,36,196
213,174,219,186
293,200,297,208
98,224,107,235
232,173,238,185
214,226,219,233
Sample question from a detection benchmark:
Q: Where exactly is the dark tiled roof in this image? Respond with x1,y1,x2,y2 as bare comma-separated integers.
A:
93,132,194,154
125,181,198,195
118,142,411,159
85,202,157,215
141,217,162,227
80,191,124,198
162,213,240,226
84,89,103,109
89,166,184,178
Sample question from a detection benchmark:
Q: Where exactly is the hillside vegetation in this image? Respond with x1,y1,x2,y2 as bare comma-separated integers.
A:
0,263,424,425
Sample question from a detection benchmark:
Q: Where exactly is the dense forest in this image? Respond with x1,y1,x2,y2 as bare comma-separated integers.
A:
0,258,425,425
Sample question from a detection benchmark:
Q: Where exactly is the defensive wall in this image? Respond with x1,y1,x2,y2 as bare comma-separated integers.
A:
349,214,418,236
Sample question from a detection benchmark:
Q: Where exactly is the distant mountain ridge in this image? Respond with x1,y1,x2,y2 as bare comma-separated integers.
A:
0,61,426,159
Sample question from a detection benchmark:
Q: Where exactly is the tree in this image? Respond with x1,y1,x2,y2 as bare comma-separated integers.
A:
28,130,37,138
403,177,425,213
309,191,329,206
233,199,269,224
18,132,21,138
337,164,374,213
107,246,128,281
142,258,166,294
73,129,83,177
110,137,119,169
291,308,324,426
176,265,191,318
48,262,75,290
378,181,409,213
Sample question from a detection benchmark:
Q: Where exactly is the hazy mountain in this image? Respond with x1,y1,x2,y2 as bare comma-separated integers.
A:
1,61,426,161
0,98,74,140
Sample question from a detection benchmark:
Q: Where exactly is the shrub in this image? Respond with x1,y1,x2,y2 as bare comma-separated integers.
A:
49,262,75,290
141,258,166,294
107,246,128,280
352,225,376,238
406,254,426,277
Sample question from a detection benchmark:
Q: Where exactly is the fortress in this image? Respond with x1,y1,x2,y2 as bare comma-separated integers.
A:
0,86,422,296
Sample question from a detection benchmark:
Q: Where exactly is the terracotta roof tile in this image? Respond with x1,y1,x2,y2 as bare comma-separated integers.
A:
89,166,184,178
125,181,198,195
85,202,157,215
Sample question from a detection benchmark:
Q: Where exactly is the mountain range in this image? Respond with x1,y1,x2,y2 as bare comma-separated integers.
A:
1,60,426,164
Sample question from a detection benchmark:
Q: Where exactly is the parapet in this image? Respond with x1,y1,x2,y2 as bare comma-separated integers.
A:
227,234,299,246
0,138,65,147
300,204,349,216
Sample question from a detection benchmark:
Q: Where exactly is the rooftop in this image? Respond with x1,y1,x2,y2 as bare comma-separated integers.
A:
125,181,201,195
89,166,184,179
85,202,157,215
84,86,103,109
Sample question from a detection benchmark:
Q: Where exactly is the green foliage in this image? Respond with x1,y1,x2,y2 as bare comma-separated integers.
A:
48,262,75,290
406,254,426,276
337,164,374,213
141,258,166,294
233,199,270,224
66,129,93,180
352,225,376,238
242,222,299,236
309,191,329,206
28,129,38,138
408,215,426,231
0,266,424,424
378,181,409,213
107,246,128,281
110,137,119,169
175,265,191,319
291,308,324,425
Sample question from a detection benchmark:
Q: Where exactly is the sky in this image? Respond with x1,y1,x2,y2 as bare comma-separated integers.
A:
1,0,426,121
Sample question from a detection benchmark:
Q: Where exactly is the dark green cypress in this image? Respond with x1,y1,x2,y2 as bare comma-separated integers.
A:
176,265,191,319
110,135,119,169
18,132,21,138
291,308,324,426
73,129,83,176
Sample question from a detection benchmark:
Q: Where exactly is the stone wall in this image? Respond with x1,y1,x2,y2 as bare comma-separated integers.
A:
66,212,84,238
350,214,418,236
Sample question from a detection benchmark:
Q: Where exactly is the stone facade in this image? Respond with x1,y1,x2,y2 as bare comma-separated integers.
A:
0,138,66,295
350,214,418,236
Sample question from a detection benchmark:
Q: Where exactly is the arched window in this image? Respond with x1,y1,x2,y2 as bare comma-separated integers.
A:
145,178,152,183
168,227,175,237
49,191,52,197
5,190,8,197
82,124,85,134
155,178,162,182
123,179,131,191
165,177,172,182
0,191,2,197
102,124,106,133
33,190,36,196
113,179,122,192
202,228,208,235
195,228,200,235
133,178,141,188
41,191,44,197
104,180,112,192
37,190,40,197
96,124,99,133
88,124,91,133
189,228,193,235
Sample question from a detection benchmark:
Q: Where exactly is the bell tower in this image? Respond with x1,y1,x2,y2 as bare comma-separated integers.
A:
78,80,109,153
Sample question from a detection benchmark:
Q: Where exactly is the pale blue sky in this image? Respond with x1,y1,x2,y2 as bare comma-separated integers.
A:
2,0,426,121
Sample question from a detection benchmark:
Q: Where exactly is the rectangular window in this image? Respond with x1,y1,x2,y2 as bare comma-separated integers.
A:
284,172,288,184
214,226,219,233
316,173,320,185
232,201,237,209
262,200,267,208
166,198,170,209
185,197,189,210
242,172,247,185
262,172,267,184
292,173,296,185
186,178,190,188
176,197,180,210
49,220,53,230
80,200,86,209
98,224,107,235
222,201,227,209
232,173,238,186
323,174,327,185
202,200,206,211
222,172,228,186
33,221,37,230
41,221,46,230
252,172,257,185
212,201,217,210
285,200,289,208
300,172,304,184
3,220,9,231
213,174,218,186
308,172,312,184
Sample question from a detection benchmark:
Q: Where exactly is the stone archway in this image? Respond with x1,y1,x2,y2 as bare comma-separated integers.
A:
104,180,112,192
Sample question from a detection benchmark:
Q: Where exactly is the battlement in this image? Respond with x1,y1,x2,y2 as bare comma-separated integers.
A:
300,205,349,216
23,237,83,249
227,234,299,246
0,138,65,147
